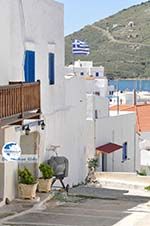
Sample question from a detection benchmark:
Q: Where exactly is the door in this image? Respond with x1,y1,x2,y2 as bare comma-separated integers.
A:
102,153,107,171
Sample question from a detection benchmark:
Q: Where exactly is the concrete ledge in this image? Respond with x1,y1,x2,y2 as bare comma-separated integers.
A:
95,172,150,183
95,172,150,191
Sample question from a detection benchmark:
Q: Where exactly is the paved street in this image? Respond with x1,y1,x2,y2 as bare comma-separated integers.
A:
1,187,150,226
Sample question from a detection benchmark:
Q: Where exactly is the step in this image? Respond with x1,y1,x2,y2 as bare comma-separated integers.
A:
96,178,150,191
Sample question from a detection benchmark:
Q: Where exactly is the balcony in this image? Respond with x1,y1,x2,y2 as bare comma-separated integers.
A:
0,81,41,127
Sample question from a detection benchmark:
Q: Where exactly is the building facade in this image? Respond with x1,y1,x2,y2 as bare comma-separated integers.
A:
0,0,65,201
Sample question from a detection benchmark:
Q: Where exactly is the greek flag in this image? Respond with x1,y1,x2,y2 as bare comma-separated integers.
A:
72,39,90,55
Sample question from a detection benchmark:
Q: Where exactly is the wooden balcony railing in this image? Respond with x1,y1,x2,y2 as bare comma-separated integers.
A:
0,81,41,126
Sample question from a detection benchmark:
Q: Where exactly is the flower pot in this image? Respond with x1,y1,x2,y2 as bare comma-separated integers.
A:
38,178,53,192
18,183,38,199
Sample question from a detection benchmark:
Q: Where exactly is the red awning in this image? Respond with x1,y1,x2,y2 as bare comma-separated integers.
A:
96,143,122,154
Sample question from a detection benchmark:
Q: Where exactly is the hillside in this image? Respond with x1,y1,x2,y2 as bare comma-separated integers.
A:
65,1,150,78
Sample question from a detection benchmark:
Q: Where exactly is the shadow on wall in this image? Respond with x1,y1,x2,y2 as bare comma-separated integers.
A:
19,131,40,177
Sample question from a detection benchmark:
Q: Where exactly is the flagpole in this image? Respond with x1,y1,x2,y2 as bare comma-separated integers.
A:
73,53,75,75
71,39,75,75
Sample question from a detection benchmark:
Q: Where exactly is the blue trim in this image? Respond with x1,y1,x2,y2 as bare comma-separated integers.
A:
24,50,35,82
48,53,55,85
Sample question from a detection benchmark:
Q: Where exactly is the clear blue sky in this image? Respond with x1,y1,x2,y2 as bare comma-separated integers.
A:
57,0,148,35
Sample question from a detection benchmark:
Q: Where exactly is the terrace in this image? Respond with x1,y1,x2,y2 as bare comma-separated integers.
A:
0,81,41,127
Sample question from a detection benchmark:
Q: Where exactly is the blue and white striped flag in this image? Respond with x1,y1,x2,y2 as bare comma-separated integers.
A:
72,39,90,55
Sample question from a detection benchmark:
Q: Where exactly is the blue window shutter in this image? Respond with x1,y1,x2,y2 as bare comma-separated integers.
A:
48,53,55,85
24,50,35,82
122,142,127,161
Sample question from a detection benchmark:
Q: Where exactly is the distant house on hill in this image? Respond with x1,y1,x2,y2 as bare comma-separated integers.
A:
128,21,135,28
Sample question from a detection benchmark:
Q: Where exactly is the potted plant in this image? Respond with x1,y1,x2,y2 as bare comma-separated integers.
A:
38,163,54,192
18,167,38,199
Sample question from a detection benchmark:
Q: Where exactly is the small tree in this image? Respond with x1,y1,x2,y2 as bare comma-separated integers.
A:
87,157,99,171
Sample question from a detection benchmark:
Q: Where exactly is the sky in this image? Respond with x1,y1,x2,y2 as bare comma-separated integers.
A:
57,0,148,35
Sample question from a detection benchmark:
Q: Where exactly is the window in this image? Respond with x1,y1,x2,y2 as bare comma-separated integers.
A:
109,91,114,95
48,53,55,85
96,72,99,77
80,72,84,76
122,142,127,161
24,50,35,82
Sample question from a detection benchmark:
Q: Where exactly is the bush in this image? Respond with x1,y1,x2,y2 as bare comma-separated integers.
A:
39,163,54,179
87,157,99,170
145,185,150,191
136,168,147,176
18,167,36,184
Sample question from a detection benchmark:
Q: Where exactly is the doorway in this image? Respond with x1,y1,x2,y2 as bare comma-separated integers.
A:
102,153,107,171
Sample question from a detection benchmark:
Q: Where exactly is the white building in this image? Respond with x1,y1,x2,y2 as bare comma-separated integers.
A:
65,61,108,98
0,0,99,202
65,74,140,174
65,60,104,78
109,90,150,106
96,111,139,172
0,0,66,202
110,104,150,174
90,95,139,172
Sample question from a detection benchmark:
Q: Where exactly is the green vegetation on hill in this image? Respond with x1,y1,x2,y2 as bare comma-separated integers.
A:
65,1,150,78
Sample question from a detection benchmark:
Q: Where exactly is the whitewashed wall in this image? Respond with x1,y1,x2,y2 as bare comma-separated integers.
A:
96,113,140,172
3,127,20,201
85,78,108,97
95,96,109,118
0,0,65,199
64,77,95,186
139,132,150,173
91,66,104,77
0,0,65,156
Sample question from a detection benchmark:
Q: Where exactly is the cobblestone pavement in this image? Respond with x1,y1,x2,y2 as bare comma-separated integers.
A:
1,186,150,226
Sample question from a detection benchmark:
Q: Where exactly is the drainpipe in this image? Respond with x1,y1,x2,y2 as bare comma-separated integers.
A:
134,90,136,106
112,130,115,172
133,123,136,172
116,80,119,115
133,89,137,171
